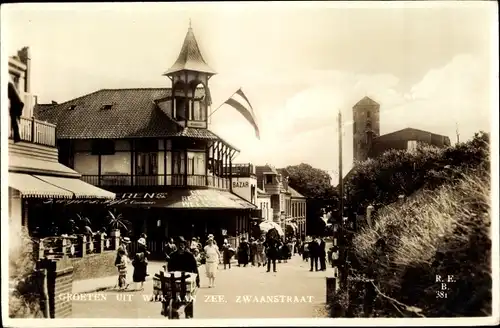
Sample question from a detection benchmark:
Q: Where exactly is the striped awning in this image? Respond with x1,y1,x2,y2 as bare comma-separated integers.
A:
33,175,115,199
9,172,73,198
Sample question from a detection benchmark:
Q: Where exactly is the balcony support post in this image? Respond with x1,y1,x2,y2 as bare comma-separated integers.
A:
97,153,102,187
130,140,134,186
229,150,233,192
184,148,188,186
31,117,36,143
163,138,167,186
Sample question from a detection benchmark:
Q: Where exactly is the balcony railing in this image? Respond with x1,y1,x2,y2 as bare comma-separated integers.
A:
223,163,255,177
8,116,56,147
81,174,230,189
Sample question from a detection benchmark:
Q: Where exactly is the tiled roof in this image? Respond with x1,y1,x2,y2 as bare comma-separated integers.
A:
374,127,449,143
164,26,216,75
288,186,306,199
353,96,379,108
33,88,216,140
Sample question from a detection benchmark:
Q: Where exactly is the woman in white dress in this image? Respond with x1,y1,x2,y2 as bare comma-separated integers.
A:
204,237,221,288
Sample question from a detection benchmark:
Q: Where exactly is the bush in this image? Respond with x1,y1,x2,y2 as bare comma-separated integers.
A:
340,168,491,317
344,131,490,215
9,227,44,318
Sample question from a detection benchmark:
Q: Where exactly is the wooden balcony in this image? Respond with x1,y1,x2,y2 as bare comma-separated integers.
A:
9,116,56,147
224,163,255,177
81,174,230,189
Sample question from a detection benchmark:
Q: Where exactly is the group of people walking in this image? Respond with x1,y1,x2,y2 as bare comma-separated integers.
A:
114,232,328,293
297,236,328,271
114,233,150,291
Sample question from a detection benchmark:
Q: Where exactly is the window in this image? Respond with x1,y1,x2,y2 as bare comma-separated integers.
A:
135,152,157,175
187,152,205,175
407,140,418,153
367,111,371,119
353,121,357,133
175,98,187,120
91,140,115,155
192,98,205,121
265,175,273,184
173,152,185,174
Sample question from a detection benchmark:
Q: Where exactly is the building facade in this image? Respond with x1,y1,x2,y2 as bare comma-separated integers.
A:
255,165,306,238
352,96,451,164
34,25,257,251
8,48,115,251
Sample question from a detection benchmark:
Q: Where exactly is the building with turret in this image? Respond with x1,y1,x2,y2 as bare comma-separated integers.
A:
34,23,258,253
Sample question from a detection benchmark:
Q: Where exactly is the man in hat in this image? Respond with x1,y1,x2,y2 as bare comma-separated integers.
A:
115,237,131,288
167,237,200,288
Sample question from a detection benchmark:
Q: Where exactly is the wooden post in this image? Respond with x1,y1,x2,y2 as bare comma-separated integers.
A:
80,235,87,257
229,151,233,192
99,233,105,253
31,117,36,142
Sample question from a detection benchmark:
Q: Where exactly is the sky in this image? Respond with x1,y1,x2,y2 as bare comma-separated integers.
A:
2,2,497,182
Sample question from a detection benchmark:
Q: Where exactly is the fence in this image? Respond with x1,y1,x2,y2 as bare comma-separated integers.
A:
36,233,118,260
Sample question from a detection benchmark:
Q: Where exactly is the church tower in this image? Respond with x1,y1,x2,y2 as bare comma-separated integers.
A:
163,21,216,129
352,96,380,163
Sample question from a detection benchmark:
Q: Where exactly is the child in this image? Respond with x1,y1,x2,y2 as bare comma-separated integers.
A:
303,242,310,262
115,248,129,290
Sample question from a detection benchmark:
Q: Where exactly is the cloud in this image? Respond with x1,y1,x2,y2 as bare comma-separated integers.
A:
210,53,492,182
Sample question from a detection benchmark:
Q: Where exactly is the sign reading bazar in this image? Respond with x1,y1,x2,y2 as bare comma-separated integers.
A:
43,193,168,206
233,181,249,188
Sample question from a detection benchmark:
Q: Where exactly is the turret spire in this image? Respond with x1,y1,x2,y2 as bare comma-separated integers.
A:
163,21,216,76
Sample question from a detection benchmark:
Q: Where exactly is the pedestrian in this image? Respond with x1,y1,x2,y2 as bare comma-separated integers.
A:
302,240,310,262
281,240,290,263
164,237,177,263
256,237,266,267
250,237,258,266
237,237,250,267
167,236,200,319
204,237,221,288
222,239,234,269
264,237,279,273
287,239,294,260
308,236,320,272
319,237,327,271
132,238,148,291
190,237,199,252
115,248,129,290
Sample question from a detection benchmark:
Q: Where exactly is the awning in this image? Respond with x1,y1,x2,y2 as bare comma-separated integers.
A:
8,172,73,199
33,175,115,199
9,155,80,178
47,189,255,209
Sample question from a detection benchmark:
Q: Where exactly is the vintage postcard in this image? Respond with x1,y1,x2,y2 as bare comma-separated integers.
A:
1,1,498,327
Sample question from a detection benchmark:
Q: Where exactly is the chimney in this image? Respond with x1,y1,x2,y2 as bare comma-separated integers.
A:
51,100,58,105
18,47,31,93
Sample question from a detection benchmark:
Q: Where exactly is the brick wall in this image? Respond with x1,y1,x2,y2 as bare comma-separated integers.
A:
71,251,117,281
42,257,74,318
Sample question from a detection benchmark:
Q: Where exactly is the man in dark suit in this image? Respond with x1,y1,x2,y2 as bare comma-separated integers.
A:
319,237,327,271
308,236,320,272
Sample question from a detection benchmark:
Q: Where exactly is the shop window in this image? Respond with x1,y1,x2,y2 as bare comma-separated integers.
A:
187,151,205,175
135,152,157,175
173,151,185,174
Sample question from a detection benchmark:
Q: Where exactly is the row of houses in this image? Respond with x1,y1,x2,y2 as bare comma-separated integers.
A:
7,24,307,256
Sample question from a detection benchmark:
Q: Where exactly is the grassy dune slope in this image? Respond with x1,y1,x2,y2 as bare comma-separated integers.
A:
352,168,491,317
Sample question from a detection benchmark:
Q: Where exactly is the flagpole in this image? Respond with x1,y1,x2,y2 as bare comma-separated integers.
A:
208,88,239,119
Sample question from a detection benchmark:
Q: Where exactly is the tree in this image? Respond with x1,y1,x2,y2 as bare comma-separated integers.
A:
285,163,338,201
285,163,339,236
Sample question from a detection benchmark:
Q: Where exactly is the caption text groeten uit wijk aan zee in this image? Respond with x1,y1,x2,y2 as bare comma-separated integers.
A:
59,293,315,304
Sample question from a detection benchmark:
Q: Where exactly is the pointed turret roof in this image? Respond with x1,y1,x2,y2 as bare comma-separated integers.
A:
353,96,379,107
164,22,216,76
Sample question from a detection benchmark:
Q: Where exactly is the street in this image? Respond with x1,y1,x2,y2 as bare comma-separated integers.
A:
72,254,330,318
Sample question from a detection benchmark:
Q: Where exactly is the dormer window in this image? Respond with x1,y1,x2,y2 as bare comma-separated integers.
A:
68,105,77,110
101,104,113,110
265,175,273,184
